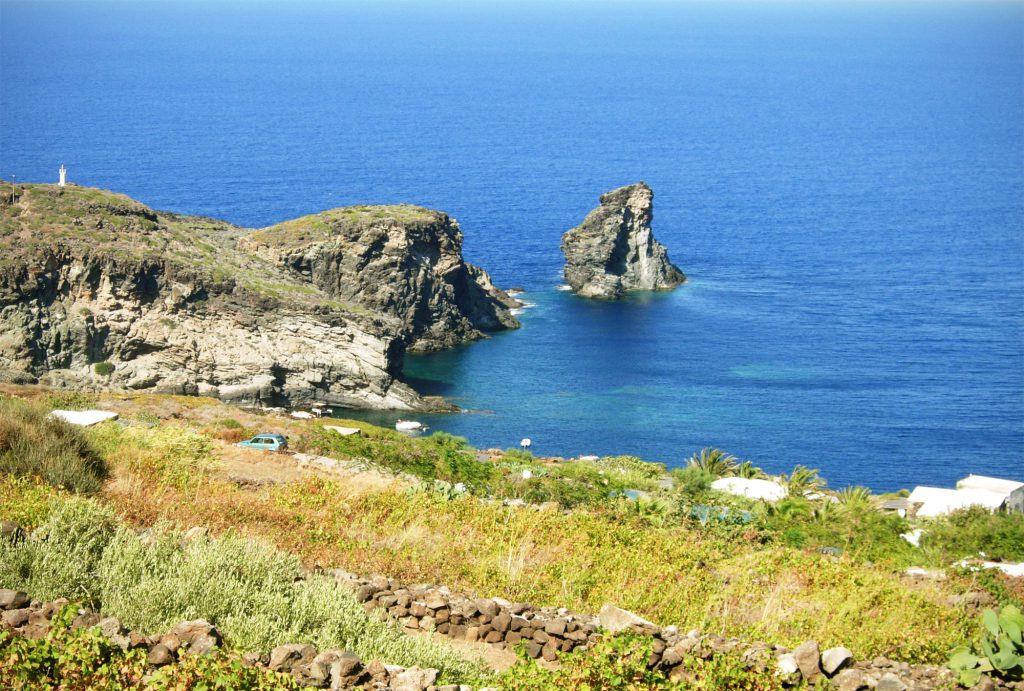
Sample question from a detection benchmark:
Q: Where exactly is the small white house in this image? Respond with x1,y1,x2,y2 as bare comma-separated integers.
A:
907,485,1008,518
956,475,1024,514
711,477,788,502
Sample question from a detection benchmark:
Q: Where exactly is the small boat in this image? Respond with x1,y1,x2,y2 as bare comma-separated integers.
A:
290,411,315,420
395,419,424,432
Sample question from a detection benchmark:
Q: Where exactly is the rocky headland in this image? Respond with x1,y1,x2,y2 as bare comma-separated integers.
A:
561,182,685,299
0,183,519,410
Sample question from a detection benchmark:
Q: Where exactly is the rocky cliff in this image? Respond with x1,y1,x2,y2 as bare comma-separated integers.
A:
0,183,519,409
238,205,519,352
561,182,685,299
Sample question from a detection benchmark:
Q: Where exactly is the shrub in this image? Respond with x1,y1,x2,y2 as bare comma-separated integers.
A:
921,507,1024,563
41,390,96,411
0,606,300,689
87,423,216,490
0,496,118,607
0,495,485,684
500,634,784,690
501,634,672,690
93,361,115,376
0,396,107,493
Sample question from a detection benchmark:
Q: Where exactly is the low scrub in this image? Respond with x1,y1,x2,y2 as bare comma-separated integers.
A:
922,507,1024,563
0,606,298,690
0,496,484,684
500,633,785,690
0,396,107,493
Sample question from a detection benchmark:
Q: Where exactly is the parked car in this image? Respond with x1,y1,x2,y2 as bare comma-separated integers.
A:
236,433,288,452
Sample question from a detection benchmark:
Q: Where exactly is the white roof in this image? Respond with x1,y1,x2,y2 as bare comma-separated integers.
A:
50,409,119,426
956,475,1024,497
908,486,1007,517
711,477,787,502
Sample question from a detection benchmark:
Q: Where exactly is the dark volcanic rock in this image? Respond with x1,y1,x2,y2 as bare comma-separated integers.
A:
561,182,685,299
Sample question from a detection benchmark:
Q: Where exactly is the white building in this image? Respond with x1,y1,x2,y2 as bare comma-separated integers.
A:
58,164,67,186
956,475,1024,513
711,477,788,502
908,484,1013,518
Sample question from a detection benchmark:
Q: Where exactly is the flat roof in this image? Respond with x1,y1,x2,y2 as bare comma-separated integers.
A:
908,486,1006,517
956,475,1024,496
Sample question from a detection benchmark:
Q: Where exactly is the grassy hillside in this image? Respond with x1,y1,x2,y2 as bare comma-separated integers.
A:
1,385,1022,687
247,204,444,249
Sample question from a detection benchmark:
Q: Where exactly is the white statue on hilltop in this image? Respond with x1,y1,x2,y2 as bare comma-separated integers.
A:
58,164,66,187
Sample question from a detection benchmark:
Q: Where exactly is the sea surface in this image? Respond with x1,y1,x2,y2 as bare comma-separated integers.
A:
2,1,1022,492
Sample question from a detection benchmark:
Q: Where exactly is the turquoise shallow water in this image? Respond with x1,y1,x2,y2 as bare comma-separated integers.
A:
2,0,1022,491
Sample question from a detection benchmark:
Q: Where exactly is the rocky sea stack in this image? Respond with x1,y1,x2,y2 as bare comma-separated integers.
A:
561,182,685,299
0,183,519,410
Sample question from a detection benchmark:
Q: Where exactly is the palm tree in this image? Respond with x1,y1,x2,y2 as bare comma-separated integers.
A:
784,465,826,497
734,460,768,479
687,448,738,477
837,486,873,508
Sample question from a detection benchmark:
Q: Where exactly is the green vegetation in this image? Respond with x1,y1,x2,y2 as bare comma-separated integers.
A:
0,183,367,313
0,396,107,493
948,605,1024,686
921,506,1024,563
93,361,115,376
2,388,1022,686
0,495,484,683
248,204,441,249
0,606,299,690
500,633,786,690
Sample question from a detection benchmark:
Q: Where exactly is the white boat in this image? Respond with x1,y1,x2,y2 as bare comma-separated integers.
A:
290,411,315,420
395,419,424,432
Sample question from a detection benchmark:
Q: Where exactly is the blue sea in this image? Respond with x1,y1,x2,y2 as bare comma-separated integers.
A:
2,1,1022,492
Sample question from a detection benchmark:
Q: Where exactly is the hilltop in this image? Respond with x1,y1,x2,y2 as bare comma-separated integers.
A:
0,183,518,409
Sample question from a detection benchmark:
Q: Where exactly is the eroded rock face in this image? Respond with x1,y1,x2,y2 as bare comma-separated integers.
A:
561,182,685,299
0,184,518,409
238,207,519,353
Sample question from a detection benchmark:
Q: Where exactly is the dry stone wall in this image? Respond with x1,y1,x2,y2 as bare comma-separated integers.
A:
331,569,1017,691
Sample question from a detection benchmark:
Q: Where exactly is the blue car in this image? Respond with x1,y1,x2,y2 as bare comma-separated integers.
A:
236,434,288,452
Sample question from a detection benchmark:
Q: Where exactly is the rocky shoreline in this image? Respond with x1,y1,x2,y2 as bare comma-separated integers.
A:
0,184,519,411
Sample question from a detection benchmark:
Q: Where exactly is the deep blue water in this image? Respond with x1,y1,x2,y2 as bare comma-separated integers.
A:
2,1,1022,492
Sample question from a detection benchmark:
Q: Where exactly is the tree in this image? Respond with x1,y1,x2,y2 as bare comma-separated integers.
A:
686,448,738,477
784,465,825,497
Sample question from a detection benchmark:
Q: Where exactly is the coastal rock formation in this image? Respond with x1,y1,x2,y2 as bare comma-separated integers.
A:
561,182,685,299
238,205,519,352
0,183,519,409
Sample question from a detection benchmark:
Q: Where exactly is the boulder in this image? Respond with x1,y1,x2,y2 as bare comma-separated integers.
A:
876,672,908,691
328,650,364,688
389,666,437,690
171,620,221,646
833,668,869,691
793,640,821,680
821,646,854,677
269,643,317,673
597,604,657,634
0,590,29,611
544,618,567,636
0,521,24,543
147,644,174,667
561,182,685,299
2,608,32,628
294,661,332,688
776,653,800,677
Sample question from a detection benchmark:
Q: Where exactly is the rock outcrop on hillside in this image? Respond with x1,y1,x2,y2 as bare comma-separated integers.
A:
238,205,519,352
561,182,685,299
0,184,519,409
